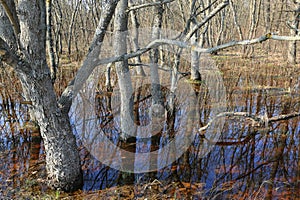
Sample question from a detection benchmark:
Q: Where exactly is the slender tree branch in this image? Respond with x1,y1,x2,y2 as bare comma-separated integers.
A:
198,111,299,146
194,0,218,16
91,39,186,67
184,0,229,42
92,33,300,67
58,0,119,113
127,0,175,12
46,0,57,83
269,112,300,122
198,111,300,133
193,33,300,53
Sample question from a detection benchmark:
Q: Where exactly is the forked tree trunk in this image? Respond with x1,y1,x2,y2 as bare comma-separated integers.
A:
17,1,82,191
0,1,82,191
1,0,119,191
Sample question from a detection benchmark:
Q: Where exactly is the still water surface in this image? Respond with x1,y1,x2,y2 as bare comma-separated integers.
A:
0,59,299,199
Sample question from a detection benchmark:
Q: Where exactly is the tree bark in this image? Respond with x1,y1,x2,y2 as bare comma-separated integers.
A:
113,0,135,140
129,0,146,76
0,1,83,191
150,1,164,111
46,0,57,83
67,0,81,58
244,0,262,58
0,0,119,191
288,3,300,64
0,0,18,49
190,0,201,81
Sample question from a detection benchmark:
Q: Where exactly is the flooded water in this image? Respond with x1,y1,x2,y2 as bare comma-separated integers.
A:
0,56,299,199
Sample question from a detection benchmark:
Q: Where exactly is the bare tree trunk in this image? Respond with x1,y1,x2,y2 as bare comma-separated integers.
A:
0,1,83,191
52,0,63,66
229,0,245,53
67,0,81,58
113,0,135,140
113,1,136,183
215,9,226,46
0,0,119,191
245,0,262,58
191,36,201,80
265,0,271,33
150,1,164,111
190,0,201,81
46,0,57,83
288,30,298,64
105,63,113,91
19,1,83,191
129,0,146,76
288,3,300,64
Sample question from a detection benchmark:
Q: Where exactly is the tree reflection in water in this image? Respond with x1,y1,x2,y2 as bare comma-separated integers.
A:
0,59,299,199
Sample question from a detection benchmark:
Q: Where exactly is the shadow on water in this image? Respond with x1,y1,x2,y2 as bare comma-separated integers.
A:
0,57,299,199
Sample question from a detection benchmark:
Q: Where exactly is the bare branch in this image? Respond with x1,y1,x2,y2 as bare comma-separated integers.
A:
184,0,229,42
92,39,187,67
127,0,175,12
58,0,119,113
46,0,57,83
93,33,300,67
193,33,300,53
198,111,300,146
269,34,300,41
198,111,300,133
193,35,270,53
269,112,300,122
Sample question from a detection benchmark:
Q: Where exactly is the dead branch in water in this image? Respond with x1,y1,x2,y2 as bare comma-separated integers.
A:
199,111,300,132
198,111,300,146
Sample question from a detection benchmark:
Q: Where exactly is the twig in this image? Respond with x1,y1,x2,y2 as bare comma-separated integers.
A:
127,0,175,12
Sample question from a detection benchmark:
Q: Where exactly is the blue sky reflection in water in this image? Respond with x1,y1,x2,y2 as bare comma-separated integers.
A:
0,60,299,198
